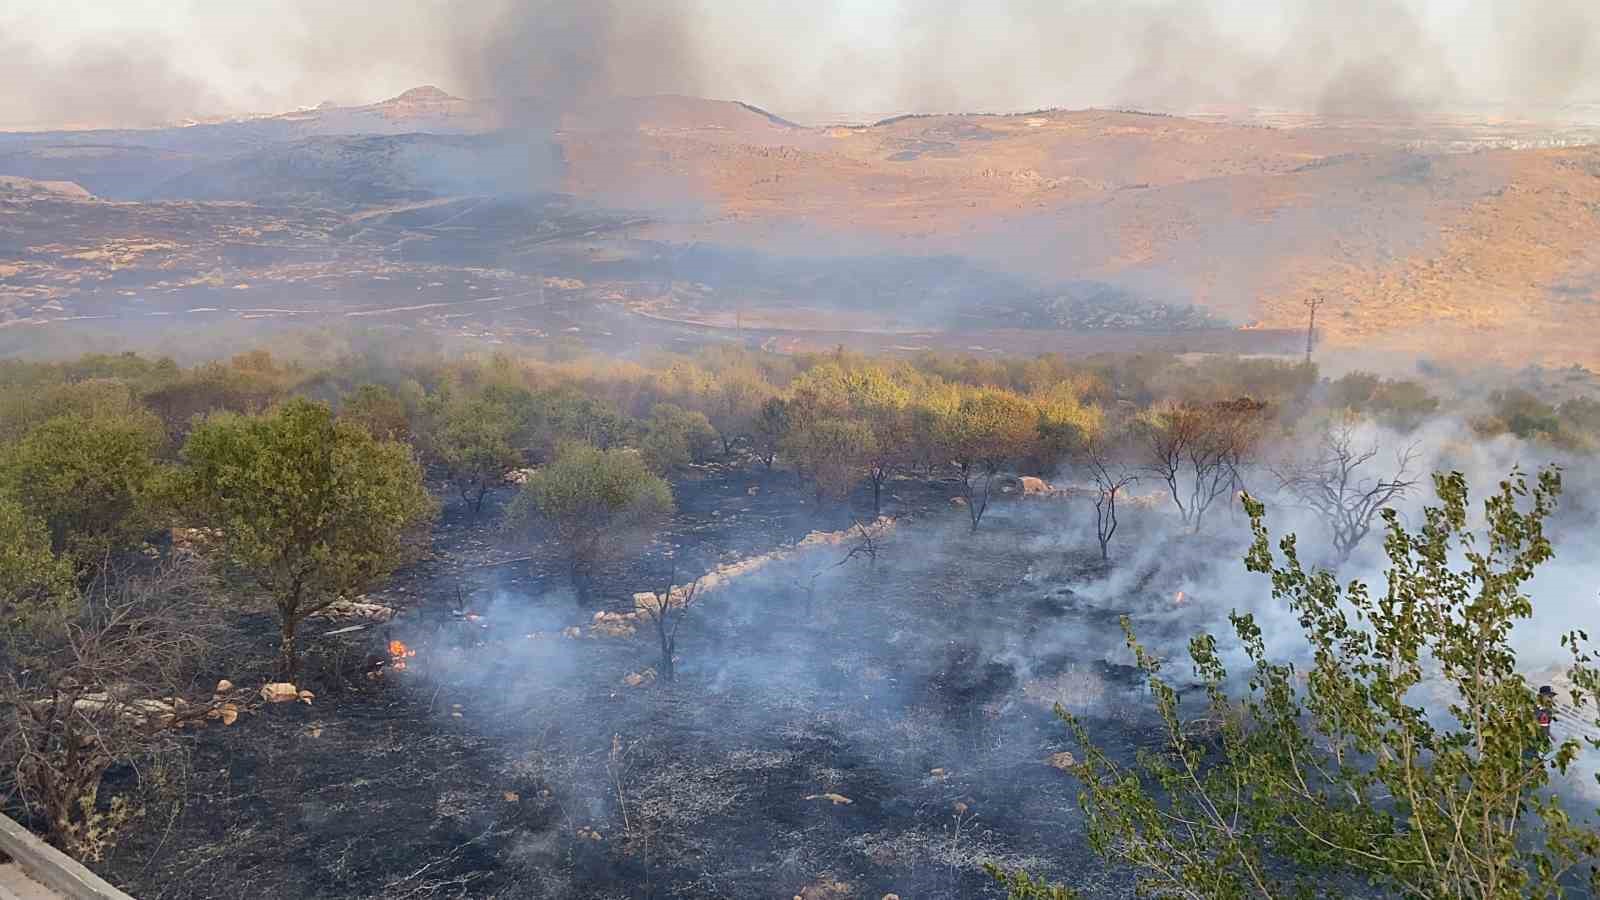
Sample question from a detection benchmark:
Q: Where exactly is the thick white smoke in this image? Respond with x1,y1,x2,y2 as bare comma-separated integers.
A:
6,0,1599,129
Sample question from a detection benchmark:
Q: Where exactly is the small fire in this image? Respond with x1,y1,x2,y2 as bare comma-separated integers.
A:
388,639,416,671
1173,591,1188,606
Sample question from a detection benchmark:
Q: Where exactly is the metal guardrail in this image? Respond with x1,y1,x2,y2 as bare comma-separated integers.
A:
0,814,134,900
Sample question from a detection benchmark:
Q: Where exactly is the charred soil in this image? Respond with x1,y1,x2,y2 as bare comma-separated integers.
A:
83,466,1207,899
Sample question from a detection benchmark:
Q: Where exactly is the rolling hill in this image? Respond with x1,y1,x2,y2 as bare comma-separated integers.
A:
2,88,1598,368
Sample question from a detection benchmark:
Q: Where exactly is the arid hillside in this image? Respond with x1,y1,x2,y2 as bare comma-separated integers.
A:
3,89,1599,367
559,102,1600,367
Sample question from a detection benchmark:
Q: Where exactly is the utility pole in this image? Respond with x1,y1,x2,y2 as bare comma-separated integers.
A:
1304,294,1325,365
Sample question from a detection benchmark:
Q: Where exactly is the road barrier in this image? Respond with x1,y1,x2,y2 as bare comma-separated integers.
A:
0,814,134,900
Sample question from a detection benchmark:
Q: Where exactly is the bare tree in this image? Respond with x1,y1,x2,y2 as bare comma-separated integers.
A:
1273,415,1419,561
840,518,888,567
0,559,232,860
1139,399,1265,533
1083,435,1138,561
635,573,701,683
940,390,1040,532
788,519,889,620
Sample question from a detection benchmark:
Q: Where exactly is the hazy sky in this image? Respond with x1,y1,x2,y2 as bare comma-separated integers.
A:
3,0,1598,128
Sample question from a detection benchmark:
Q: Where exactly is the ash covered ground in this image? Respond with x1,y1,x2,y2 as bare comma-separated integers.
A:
89,463,1240,900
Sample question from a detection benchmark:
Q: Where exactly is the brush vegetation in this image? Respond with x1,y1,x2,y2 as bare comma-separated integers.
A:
1,340,1598,889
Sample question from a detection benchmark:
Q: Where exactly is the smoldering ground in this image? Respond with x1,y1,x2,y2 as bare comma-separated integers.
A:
67,384,1600,898
448,422,1600,883
374,417,1599,894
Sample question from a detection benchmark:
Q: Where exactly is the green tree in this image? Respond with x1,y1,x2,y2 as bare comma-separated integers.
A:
139,359,288,442
784,417,876,505
1557,395,1600,446
786,362,912,513
1035,383,1103,472
844,370,914,518
860,401,911,517
0,497,77,643
535,388,633,457
424,393,525,513
0,378,144,444
939,389,1040,530
702,368,771,454
639,403,719,473
181,398,434,677
1479,389,1564,444
752,396,791,470
1001,468,1600,899
2,410,167,563
1326,371,1441,432
339,383,411,442
508,443,673,605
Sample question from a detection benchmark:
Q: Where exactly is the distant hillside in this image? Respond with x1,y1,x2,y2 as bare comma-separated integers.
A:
5,89,1600,367
149,133,564,207
552,105,1600,368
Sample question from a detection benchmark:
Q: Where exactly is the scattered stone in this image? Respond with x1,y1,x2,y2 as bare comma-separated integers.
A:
1019,475,1053,495
747,485,760,496
503,791,520,802
219,704,238,726
803,793,853,805
298,689,315,704
589,611,639,639
171,527,224,557
950,496,967,507
215,679,234,694
260,683,298,703
127,698,177,726
1046,751,1079,771
633,588,692,614
929,768,947,778
622,668,657,688
312,598,395,622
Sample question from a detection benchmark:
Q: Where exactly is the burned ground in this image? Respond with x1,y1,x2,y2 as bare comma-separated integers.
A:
65,463,1235,899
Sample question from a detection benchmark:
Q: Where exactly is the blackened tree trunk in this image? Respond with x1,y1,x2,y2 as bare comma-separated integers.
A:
657,625,676,682
1095,488,1119,560
570,558,595,608
457,478,490,515
279,616,300,680
957,463,993,531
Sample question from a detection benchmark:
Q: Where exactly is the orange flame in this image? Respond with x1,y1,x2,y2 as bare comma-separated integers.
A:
388,639,416,671
1173,591,1187,606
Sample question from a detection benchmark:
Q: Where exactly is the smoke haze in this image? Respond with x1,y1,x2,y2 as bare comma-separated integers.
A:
5,0,1600,129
